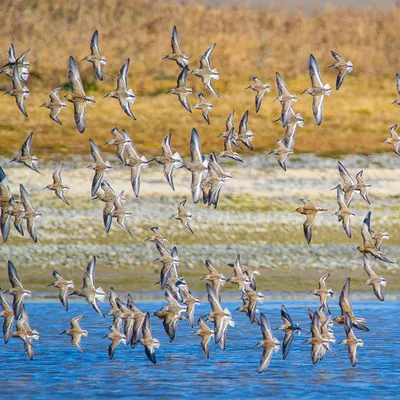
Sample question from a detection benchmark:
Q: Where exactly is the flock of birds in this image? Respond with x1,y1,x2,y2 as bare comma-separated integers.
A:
0,26,396,372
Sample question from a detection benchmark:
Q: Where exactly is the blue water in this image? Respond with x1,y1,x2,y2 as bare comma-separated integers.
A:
0,300,399,399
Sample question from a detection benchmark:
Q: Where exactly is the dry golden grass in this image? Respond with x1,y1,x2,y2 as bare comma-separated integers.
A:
0,0,399,157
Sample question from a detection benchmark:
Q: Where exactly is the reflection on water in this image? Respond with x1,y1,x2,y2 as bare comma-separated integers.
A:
0,300,399,399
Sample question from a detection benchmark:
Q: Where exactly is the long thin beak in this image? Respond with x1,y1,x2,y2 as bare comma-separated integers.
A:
103,94,108,99
300,90,307,95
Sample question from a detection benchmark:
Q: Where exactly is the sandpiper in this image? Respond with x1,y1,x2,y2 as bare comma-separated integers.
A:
205,283,234,351
124,140,149,198
246,76,270,113
0,43,30,81
150,132,183,191
309,273,334,312
107,191,132,235
0,289,14,343
64,56,96,133
334,185,354,238
194,317,214,359
329,51,353,90
363,255,386,301
301,54,331,126
268,139,293,171
237,110,254,150
61,315,88,352
166,65,192,112
5,197,25,241
4,261,32,320
46,270,74,311
40,87,67,125
340,312,363,367
257,313,280,373
12,317,35,360
358,211,393,263
154,240,179,290
105,325,127,360
140,313,160,364
82,30,107,81
183,128,208,204
193,92,213,125
274,106,304,149
88,139,112,197
384,123,400,156
106,127,132,164
10,132,40,173
145,226,168,243
5,64,29,117
218,128,243,162
104,58,136,119
275,72,297,127
0,166,13,242
171,199,193,234
392,73,400,105
163,26,189,68
333,277,369,331
69,256,106,317
276,305,301,360
227,254,251,291
44,164,70,206
370,230,389,251
20,184,41,243
190,43,220,98
201,260,227,298
218,110,241,149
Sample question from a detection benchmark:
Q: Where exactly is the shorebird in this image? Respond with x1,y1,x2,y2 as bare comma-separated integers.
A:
329,51,353,90
302,54,331,125
257,313,280,373
12,317,35,360
163,26,189,68
20,184,41,243
107,191,132,235
4,261,32,320
268,139,293,171
363,255,386,301
193,92,213,125
180,290,200,328
69,256,106,317
227,254,251,291
140,313,160,364
92,181,120,232
246,76,270,113
0,289,14,343
218,110,241,148
333,277,369,331
201,260,227,298
61,315,88,352
218,129,242,162
294,198,327,244
183,128,208,203
304,311,332,365
115,297,136,344
154,240,180,290
40,87,67,125
370,230,389,251
358,211,393,263
334,161,356,206
5,64,29,117
105,325,126,359
309,273,334,312
107,287,123,329
194,316,214,359
64,56,96,133
392,73,400,105
205,283,234,351
334,185,354,238
237,110,254,150
0,43,30,81
4,197,25,242
0,166,13,242
276,305,301,360
88,139,112,197
191,44,220,97
340,312,363,367
124,141,149,198
82,30,107,80
171,199,193,234
150,132,183,191
275,72,297,127
167,65,192,112
354,170,371,205
106,127,132,164
384,123,400,156
145,226,168,243
127,296,146,348
241,288,264,325
104,58,136,119
44,164,70,206
274,106,304,149
10,132,40,173
46,270,74,311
